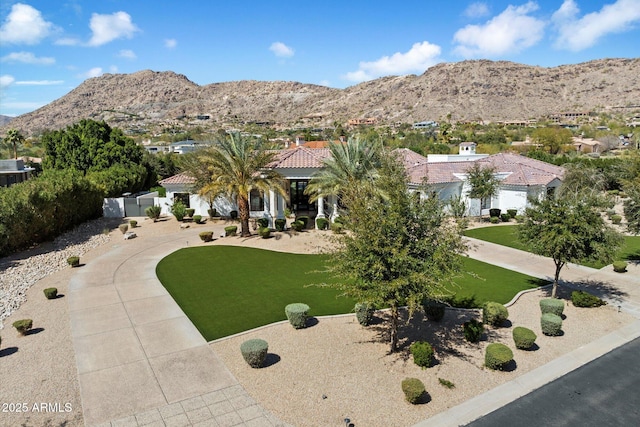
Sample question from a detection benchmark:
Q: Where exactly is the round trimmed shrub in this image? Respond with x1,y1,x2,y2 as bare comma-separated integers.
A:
240,339,268,368
463,319,484,343
482,302,509,327
295,215,309,227
612,261,627,273
224,226,237,236
541,313,563,336
422,299,446,322
129,219,137,228
489,208,501,218
43,288,58,300
199,231,213,242
402,378,425,404
539,298,564,316
13,319,33,335
207,208,217,218
331,222,344,233
67,256,80,267
571,290,606,308
119,223,129,234
507,209,517,218
257,218,269,228
410,341,434,368
316,217,329,230
193,215,202,224
185,208,195,218
489,216,500,224
229,210,238,219
485,343,514,370
355,302,375,326
285,303,309,329
512,326,537,350
500,213,511,222
275,218,286,231
611,214,622,224
290,220,304,232
258,227,270,239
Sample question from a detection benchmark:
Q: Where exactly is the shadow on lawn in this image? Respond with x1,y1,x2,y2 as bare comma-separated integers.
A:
551,279,629,302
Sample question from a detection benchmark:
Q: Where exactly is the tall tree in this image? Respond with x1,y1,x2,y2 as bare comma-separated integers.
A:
531,127,572,154
202,133,286,237
518,197,623,297
556,163,607,206
4,129,25,159
465,162,500,212
324,151,466,352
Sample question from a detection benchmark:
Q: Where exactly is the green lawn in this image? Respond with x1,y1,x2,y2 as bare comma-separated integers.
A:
464,225,640,268
157,245,545,341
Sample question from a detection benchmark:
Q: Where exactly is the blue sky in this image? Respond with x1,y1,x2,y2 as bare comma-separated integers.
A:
1,0,639,117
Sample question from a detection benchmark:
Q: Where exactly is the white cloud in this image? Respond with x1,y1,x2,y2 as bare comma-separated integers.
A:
453,1,545,58
87,11,139,47
1,51,55,65
79,67,103,78
0,3,55,44
55,37,81,46
118,49,136,59
343,41,441,83
164,38,177,49
464,2,490,18
0,75,16,87
318,80,331,87
269,42,294,58
552,0,640,51
15,80,64,85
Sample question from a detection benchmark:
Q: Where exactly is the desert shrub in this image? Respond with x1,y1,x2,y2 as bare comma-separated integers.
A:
541,313,563,336
331,222,344,234
13,319,33,335
507,209,517,218
463,319,484,343
275,218,286,231
185,208,195,217
207,208,217,218
258,227,270,238
224,226,237,237
285,303,309,329
611,214,622,224
512,326,537,350
316,217,329,230
290,220,304,232
67,256,80,267
199,231,213,242
230,210,238,219
240,339,268,368
515,214,525,223
501,213,511,222
489,216,500,224
171,201,187,221
354,302,375,326
257,218,269,228
606,209,616,218
613,261,627,273
129,220,137,228
571,290,606,308
482,302,509,327
539,298,564,316
489,208,501,218
401,378,425,404
295,215,309,227
43,288,58,299
422,299,446,322
119,224,129,234
410,341,434,368
146,205,161,221
438,378,455,389
192,215,202,224
485,343,514,370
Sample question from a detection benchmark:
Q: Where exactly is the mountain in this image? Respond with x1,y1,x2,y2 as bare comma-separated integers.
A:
0,115,14,127
4,58,640,135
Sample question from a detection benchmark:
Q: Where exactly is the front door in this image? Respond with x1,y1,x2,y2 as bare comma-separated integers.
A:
290,180,315,213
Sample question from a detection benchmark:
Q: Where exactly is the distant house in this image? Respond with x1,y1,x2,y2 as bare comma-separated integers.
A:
572,137,601,154
0,159,35,188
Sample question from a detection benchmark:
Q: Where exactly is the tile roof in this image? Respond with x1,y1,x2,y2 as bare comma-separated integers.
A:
392,148,429,169
270,147,332,169
406,161,472,185
158,172,196,185
477,153,565,186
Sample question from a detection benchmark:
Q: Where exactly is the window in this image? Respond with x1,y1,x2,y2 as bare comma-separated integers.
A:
174,193,190,208
250,189,264,211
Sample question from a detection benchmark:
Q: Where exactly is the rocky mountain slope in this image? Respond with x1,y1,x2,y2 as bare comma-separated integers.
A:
4,58,640,135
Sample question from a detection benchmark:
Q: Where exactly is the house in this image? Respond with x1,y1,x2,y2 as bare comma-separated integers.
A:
158,145,564,226
0,159,35,188
572,137,601,154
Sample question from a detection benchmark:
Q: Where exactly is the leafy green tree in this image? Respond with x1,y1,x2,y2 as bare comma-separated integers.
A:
465,163,500,212
3,129,25,159
324,151,466,352
556,163,607,206
623,181,640,234
518,197,623,297
201,133,286,237
531,127,573,154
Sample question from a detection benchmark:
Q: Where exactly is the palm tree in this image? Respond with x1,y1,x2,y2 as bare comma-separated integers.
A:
304,137,382,204
202,133,286,237
4,129,25,159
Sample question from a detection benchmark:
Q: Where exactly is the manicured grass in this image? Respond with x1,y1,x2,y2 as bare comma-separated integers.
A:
157,245,546,340
465,225,640,268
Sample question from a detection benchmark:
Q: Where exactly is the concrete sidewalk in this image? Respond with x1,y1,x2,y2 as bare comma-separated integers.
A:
68,229,289,427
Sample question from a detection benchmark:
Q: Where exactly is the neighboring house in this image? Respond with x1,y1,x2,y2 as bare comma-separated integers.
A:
572,137,601,154
158,144,564,226
0,159,35,188
169,140,208,154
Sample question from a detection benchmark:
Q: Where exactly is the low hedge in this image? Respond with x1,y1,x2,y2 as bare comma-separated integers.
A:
512,326,536,350
402,378,425,404
199,231,214,242
285,303,309,329
507,209,517,218
422,299,446,322
540,298,564,316
571,290,606,308
541,313,563,336
43,288,58,300
257,218,269,228
13,319,33,335
612,261,627,273
355,302,375,326
482,302,509,327
489,216,500,224
295,215,309,227
485,343,514,370
240,339,268,368
316,217,329,230
224,226,237,236
410,341,434,368
275,218,286,231
258,227,270,239
290,220,304,232
463,319,484,343
501,213,511,222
